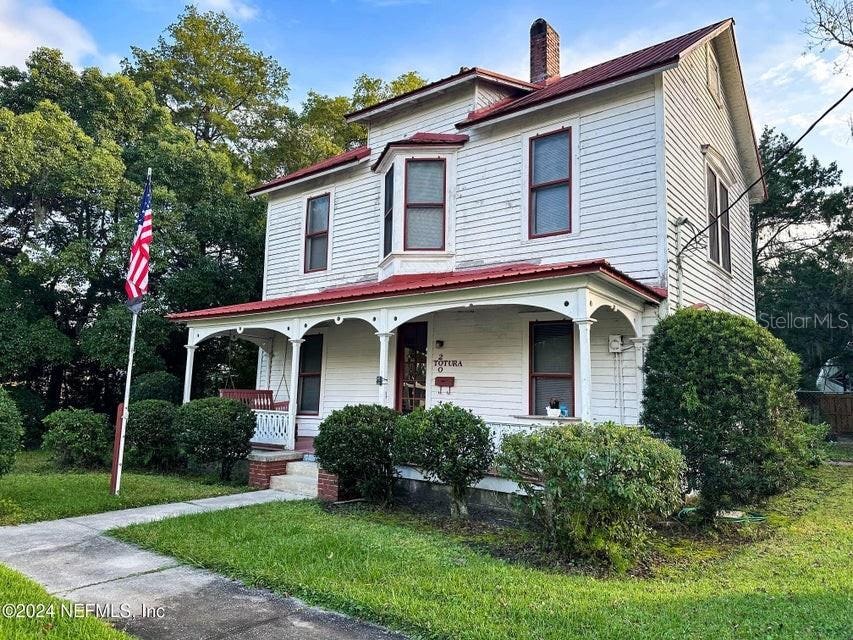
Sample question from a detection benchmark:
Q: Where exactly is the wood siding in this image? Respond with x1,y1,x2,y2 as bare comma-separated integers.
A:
662,41,756,316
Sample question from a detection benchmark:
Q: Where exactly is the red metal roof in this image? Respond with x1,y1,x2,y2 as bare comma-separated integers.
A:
345,67,535,122
247,146,370,195
459,19,731,127
169,259,666,321
371,132,469,170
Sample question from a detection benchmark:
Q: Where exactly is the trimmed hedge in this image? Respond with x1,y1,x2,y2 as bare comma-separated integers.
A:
0,388,23,476
175,397,254,480
396,403,494,518
42,408,111,469
642,308,827,519
126,400,181,470
130,371,182,404
314,404,400,503
498,422,684,570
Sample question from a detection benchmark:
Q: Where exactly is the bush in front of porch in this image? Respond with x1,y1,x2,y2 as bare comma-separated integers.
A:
498,422,684,570
314,404,399,503
642,308,828,521
175,397,255,480
395,403,495,519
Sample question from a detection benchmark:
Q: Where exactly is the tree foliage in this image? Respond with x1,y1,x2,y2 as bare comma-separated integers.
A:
0,5,424,418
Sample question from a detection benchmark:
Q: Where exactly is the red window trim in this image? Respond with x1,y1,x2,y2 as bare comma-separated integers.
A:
297,334,323,416
528,320,575,416
304,193,330,273
706,168,732,273
528,127,572,239
403,157,446,251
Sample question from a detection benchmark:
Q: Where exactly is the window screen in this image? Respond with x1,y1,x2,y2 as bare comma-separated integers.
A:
707,168,720,264
405,159,445,250
383,167,394,256
305,194,329,272
530,322,574,415
297,334,323,414
530,130,571,237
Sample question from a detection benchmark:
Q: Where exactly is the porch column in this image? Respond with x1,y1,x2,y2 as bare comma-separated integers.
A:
182,345,197,404
630,337,648,389
575,318,596,422
376,331,394,406
287,338,304,450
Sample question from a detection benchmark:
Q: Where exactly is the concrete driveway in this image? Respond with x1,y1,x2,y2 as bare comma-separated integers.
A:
0,491,404,640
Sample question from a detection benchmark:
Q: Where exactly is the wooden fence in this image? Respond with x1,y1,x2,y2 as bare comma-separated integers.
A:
797,391,853,435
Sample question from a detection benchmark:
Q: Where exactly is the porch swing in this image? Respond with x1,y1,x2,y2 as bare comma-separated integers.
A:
218,332,289,412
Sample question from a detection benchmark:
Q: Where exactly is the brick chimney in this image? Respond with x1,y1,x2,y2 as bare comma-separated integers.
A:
530,18,560,84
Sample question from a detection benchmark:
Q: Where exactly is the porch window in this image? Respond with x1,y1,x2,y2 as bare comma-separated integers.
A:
706,168,731,272
529,129,571,238
305,194,329,272
404,159,445,250
529,321,574,415
383,166,394,256
297,334,323,414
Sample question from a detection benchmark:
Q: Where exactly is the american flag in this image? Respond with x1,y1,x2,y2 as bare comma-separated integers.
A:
125,173,152,308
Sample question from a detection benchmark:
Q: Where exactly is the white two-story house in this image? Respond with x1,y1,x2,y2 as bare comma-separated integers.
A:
171,17,765,461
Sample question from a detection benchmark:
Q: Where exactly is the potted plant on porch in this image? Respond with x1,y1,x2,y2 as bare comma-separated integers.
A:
546,397,562,418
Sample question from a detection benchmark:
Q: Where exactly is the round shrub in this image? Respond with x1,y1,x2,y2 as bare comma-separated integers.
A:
175,397,254,480
42,408,111,469
0,388,23,476
126,400,180,470
314,404,400,503
498,422,684,570
641,308,827,520
5,387,45,449
395,403,494,518
130,371,182,404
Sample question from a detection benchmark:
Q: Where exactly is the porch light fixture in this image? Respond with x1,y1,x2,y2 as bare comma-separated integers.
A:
435,340,444,348
376,375,387,386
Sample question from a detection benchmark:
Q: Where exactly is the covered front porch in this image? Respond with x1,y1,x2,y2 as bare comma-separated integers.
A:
171,261,665,454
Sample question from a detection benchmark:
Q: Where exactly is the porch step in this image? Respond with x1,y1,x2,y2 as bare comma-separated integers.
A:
269,460,319,497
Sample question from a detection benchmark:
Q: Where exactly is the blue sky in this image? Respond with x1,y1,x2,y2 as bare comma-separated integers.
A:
2,0,851,178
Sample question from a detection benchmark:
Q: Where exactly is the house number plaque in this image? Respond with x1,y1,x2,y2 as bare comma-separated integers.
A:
433,354,462,373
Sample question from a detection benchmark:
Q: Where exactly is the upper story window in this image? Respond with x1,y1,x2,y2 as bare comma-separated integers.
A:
404,158,446,250
304,193,329,272
529,129,571,238
707,45,723,107
706,167,731,272
383,167,394,257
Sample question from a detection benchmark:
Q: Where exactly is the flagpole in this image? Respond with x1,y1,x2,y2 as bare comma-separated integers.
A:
112,310,138,495
110,166,151,496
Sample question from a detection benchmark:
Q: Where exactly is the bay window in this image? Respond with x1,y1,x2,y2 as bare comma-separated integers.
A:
383,167,394,257
404,158,445,250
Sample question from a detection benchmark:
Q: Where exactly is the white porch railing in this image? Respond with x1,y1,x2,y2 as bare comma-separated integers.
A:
487,422,546,453
252,410,290,447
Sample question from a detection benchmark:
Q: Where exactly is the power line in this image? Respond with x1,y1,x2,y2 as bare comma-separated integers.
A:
676,86,853,260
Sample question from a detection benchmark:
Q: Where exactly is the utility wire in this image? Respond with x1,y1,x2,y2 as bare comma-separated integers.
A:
676,86,853,259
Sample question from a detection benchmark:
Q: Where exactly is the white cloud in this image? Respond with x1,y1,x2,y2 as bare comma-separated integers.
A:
0,0,101,68
195,0,259,21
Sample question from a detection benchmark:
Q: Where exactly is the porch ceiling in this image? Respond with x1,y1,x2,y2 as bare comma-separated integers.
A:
168,259,666,324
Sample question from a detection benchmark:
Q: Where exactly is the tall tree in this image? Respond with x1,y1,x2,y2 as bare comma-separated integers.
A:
750,127,852,283
124,5,291,150
806,0,853,52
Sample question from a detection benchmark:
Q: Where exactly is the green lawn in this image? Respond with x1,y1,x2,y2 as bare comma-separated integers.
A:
112,465,853,640
0,451,249,525
0,564,129,639
825,440,853,462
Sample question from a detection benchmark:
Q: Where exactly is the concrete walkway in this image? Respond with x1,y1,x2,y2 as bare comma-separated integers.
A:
0,491,404,640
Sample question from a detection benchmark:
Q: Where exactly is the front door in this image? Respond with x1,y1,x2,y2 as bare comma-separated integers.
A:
395,322,428,413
